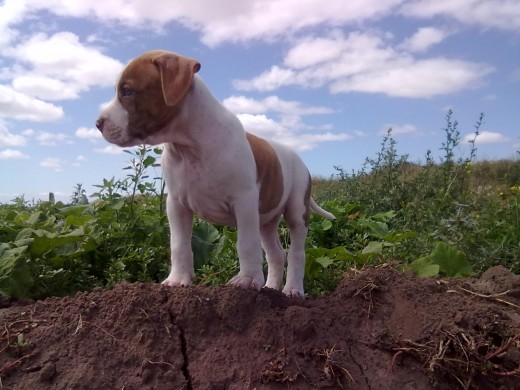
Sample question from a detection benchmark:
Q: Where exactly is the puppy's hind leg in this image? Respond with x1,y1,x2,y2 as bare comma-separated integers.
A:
282,199,309,298
261,217,286,290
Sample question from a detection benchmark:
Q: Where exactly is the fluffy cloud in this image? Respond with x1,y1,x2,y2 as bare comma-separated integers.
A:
379,124,420,136
0,122,27,147
94,145,126,154
2,0,518,51
39,157,64,171
0,26,122,137
399,27,451,52
223,95,333,116
76,127,103,141
34,131,72,146
0,0,25,47
6,32,124,100
0,149,29,160
402,0,520,32
0,84,64,121
237,113,350,151
464,131,508,144
12,76,83,101
223,95,347,150
235,31,493,98
3,0,401,47
330,58,491,97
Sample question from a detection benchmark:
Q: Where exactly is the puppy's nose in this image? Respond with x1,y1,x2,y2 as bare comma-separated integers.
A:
96,117,105,133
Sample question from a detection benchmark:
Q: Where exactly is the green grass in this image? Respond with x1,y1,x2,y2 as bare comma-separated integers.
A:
1,111,519,299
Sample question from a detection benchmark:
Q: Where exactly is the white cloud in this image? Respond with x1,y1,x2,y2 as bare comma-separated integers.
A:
73,155,86,167
0,121,27,147
6,32,124,100
39,157,64,171
34,131,72,146
1,0,518,54
94,145,125,154
223,95,333,116
20,129,72,146
330,58,491,97
235,31,493,98
0,0,25,47
237,114,286,138
0,84,64,121
379,124,419,136
399,27,451,52
12,75,81,100
234,66,296,92
75,127,102,141
276,132,352,152
402,0,520,32
0,148,29,160
236,113,351,151
465,131,508,144
12,0,401,46
224,95,344,150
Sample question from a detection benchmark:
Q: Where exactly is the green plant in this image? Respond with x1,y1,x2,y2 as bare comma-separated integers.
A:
1,111,518,300
406,242,473,277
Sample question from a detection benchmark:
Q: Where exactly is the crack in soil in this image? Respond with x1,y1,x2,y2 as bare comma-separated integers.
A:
168,309,193,390
348,344,371,390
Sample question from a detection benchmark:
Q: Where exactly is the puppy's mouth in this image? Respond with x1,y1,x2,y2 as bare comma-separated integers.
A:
100,125,141,147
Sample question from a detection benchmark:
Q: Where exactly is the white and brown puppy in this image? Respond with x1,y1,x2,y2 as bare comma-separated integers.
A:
96,50,334,297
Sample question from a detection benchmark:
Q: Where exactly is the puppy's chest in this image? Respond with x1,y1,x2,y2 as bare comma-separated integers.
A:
164,162,237,226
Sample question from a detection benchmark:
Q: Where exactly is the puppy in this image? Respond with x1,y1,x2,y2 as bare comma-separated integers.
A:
96,50,334,297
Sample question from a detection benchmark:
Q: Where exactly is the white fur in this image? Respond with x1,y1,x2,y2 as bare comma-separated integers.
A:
98,73,334,297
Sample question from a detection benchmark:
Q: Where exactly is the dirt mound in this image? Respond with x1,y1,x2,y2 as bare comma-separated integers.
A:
1,265,519,389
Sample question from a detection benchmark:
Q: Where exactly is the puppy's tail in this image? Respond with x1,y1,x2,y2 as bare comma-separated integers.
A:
310,198,335,220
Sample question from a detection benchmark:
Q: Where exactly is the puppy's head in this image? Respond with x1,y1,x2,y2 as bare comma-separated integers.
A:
96,50,200,146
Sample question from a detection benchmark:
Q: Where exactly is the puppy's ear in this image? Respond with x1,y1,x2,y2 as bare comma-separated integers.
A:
153,53,201,106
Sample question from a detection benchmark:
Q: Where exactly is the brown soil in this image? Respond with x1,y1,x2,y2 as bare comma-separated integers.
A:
1,265,519,390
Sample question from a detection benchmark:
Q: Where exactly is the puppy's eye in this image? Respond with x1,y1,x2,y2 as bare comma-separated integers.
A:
121,87,134,97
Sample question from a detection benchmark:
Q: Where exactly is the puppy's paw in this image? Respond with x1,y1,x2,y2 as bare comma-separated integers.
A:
282,285,305,298
227,272,265,291
161,272,193,287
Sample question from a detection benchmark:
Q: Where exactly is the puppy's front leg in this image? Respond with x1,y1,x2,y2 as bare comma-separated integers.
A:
162,196,195,286
227,196,265,291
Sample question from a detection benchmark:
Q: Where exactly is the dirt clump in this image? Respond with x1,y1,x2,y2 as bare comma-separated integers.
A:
1,265,519,389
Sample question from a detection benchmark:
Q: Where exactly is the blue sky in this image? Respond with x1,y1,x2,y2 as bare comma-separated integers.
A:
1,0,519,203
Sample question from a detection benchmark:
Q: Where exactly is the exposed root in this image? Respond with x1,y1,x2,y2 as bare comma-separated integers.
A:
454,287,519,308
260,347,300,384
73,314,118,342
314,345,355,387
353,279,379,318
146,359,176,371
387,328,520,388
0,354,34,375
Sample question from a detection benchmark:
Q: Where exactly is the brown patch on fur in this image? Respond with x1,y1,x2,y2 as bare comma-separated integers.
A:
303,174,312,226
118,50,200,139
246,132,284,214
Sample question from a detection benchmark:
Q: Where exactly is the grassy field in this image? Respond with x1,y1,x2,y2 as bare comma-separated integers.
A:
1,112,519,299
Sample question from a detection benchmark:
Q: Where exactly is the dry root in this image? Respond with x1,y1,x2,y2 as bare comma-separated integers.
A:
388,329,520,388
314,345,355,387
260,347,300,384
353,278,379,317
